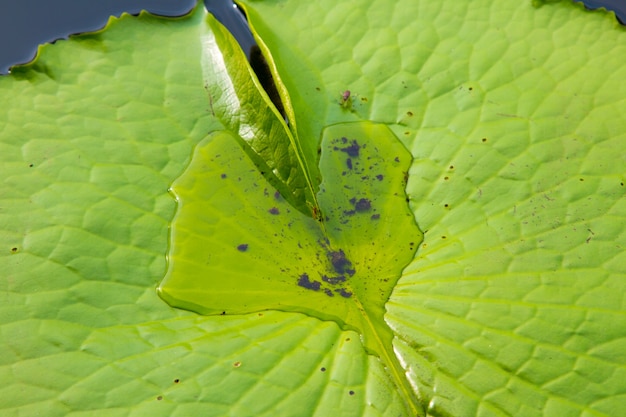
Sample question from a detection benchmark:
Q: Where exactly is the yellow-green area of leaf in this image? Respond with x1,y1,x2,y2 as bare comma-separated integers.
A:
158,121,423,415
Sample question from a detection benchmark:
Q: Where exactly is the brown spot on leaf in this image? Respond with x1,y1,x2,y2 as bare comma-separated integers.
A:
338,138,361,157
329,250,355,275
338,288,353,298
298,273,321,291
354,198,371,212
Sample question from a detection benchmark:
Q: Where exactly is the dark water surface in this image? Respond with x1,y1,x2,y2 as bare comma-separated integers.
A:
0,0,195,74
0,0,624,74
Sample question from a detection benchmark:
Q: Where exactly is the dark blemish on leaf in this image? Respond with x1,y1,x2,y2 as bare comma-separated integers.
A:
444,204,449,208
349,390,355,396
444,176,449,180
394,156,400,163
407,111,413,116
338,139,360,157
233,361,241,367
157,396,163,401
274,190,281,200
298,273,321,291
324,288,334,297
342,90,351,102
482,137,487,142
346,158,353,170
360,96,368,102
320,367,326,372
29,164,34,167
371,214,380,220
220,173,227,179
268,207,280,215
442,236,447,239
354,198,371,212
315,87,321,91
174,379,180,384
449,165,454,169
237,244,248,252
220,311,226,315
580,178,584,181
376,174,383,181
329,250,355,276
345,338,351,342
11,247,18,253
343,209,356,216
338,288,353,298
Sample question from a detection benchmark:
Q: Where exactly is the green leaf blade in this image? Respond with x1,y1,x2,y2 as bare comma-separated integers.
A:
202,14,317,214
159,121,423,415
241,0,626,415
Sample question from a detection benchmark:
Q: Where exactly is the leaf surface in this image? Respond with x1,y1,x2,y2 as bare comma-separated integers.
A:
159,120,422,413
1,0,625,416
239,0,626,415
0,5,406,417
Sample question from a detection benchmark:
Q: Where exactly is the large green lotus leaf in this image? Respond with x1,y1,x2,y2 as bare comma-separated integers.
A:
1,0,625,416
239,0,626,415
0,5,407,417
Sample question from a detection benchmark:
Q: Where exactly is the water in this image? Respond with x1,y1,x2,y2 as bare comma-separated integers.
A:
0,0,195,74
